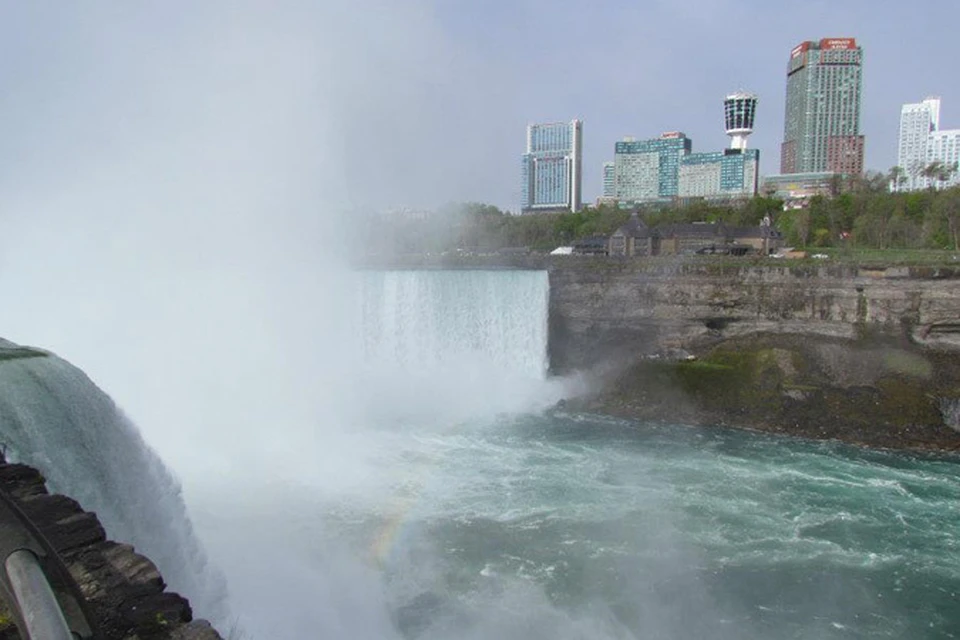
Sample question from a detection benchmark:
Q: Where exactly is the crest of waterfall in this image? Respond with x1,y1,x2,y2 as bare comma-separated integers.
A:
0,339,227,623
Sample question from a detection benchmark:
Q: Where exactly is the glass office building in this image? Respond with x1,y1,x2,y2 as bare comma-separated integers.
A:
614,132,692,204
521,120,583,213
602,161,615,198
678,149,759,199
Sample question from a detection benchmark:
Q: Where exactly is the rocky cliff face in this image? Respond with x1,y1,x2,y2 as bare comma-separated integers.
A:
548,260,960,372
547,258,960,450
0,454,222,640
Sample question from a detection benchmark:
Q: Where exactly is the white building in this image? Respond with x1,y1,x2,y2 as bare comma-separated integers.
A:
926,129,960,188
897,97,960,190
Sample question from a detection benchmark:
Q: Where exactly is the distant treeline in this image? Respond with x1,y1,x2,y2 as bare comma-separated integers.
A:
360,180,960,254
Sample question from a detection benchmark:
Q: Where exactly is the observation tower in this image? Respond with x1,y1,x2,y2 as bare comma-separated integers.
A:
724,92,758,151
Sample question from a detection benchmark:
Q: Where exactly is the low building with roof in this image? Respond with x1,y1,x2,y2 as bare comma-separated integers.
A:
608,213,783,258
608,212,658,257
572,235,610,256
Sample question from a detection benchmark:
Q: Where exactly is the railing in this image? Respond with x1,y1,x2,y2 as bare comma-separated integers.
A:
0,486,99,639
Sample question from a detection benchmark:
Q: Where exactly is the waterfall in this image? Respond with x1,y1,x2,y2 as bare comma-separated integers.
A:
358,270,549,377
0,339,227,622
351,270,558,424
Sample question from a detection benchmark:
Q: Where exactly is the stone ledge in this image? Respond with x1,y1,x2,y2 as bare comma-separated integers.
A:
0,454,223,640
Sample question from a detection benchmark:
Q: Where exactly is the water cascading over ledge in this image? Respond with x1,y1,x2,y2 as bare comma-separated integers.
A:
0,339,227,632
357,270,550,378
352,270,559,423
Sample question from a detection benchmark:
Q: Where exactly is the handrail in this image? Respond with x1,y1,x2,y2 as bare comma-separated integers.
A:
0,483,99,639
5,549,73,639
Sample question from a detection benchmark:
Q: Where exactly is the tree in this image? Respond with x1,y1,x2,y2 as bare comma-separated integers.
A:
931,187,960,250
848,170,890,194
852,195,894,249
888,166,907,193
936,161,959,190
922,161,945,190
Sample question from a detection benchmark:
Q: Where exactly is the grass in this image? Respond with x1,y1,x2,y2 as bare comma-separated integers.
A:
791,247,960,267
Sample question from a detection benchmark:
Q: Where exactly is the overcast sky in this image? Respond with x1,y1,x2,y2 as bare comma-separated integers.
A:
0,1,958,214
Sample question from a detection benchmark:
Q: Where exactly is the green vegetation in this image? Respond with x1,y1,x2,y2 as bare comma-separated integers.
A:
362,175,960,260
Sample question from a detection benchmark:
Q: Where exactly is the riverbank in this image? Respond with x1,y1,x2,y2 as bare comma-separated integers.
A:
566,332,960,452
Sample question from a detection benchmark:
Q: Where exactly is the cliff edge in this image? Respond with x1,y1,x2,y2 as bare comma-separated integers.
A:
548,259,960,450
0,453,223,640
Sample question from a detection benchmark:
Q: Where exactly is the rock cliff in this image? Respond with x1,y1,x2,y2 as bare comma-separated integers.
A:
547,260,960,371
546,258,960,450
0,454,222,640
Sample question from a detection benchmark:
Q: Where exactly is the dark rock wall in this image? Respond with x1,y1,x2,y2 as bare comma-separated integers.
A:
0,455,222,640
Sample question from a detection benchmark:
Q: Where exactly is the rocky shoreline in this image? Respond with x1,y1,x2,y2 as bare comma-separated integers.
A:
566,332,960,452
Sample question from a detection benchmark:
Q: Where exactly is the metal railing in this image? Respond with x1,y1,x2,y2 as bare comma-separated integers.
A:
0,485,99,639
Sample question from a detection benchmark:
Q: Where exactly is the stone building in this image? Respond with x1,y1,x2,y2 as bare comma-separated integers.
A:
608,213,782,257
608,213,658,257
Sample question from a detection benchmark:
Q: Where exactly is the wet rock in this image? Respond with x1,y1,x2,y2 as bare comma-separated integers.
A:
0,453,224,639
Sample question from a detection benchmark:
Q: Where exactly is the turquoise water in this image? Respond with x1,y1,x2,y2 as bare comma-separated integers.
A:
326,412,960,640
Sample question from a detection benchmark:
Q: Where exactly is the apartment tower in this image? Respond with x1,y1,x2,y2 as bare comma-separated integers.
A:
780,38,864,175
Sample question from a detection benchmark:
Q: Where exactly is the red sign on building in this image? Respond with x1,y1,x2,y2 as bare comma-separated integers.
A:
820,38,857,50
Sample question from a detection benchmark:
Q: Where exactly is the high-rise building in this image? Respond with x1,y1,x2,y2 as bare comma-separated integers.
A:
614,132,692,204
521,120,583,213
898,98,941,190
926,130,960,189
602,162,615,198
780,38,864,175
679,149,759,200
897,97,960,191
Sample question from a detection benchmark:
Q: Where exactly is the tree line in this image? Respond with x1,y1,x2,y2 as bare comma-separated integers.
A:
360,169,960,255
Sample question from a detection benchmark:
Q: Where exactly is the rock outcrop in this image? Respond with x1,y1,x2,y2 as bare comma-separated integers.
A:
547,260,960,372
0,454,223,640
570,332,960,451
546,259,960,450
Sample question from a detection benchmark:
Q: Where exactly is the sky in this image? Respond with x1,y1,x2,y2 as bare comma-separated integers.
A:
0,0,958,214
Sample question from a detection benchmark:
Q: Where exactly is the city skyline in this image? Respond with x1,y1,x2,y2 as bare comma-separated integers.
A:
0,2,958,213
522,32,952,208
